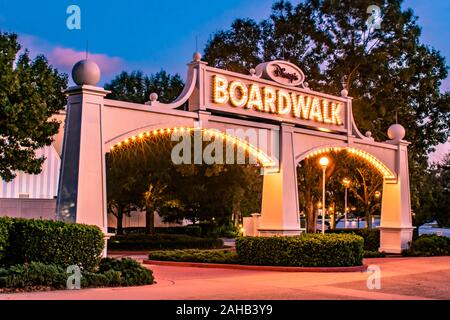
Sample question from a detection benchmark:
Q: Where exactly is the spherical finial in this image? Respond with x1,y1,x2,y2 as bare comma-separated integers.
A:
193,52,202,62
365,131,372,138
249,68,256,76
387,124,405,142
72,59,101,86
341,88,348,97
149,92,158,102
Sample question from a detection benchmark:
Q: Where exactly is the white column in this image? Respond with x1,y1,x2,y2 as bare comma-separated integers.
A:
379,141,414,253
56,85,109,235
258,124,301,236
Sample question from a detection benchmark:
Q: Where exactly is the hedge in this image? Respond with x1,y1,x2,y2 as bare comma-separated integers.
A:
148,249,239,264
236,234,364,267
0,258,154,292
0,217,104,271
115,226,203,238
403,234,450,256
108,233,224,250
156,225,202,237
328,228,380,251
98,258,154,286
0,218,11,262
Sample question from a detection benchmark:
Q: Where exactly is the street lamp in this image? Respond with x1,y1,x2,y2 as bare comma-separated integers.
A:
319,156,329,234
373,191,381,226
342,178,351,229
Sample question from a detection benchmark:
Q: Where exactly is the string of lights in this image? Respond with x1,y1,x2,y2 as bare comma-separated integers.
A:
109,127,276,167
304,146,395,178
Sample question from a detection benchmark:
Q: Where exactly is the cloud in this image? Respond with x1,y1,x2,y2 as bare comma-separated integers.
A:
49,47,122,75
17,34,124,81
428,140,450,164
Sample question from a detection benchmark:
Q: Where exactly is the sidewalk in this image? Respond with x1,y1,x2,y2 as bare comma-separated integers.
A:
1,257,449,300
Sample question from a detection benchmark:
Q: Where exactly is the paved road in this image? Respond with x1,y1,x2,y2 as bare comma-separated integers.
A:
1,257,450,300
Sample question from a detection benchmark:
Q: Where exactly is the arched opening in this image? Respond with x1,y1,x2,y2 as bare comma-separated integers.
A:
297,147,390,233
105,126,267,236
299,146,395,179
108,126,276,167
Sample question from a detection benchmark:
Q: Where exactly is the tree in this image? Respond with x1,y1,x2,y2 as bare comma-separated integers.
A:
298,151,383,231
346,167,383,228
106,131,263,233
107,134,177,235
0,32,68,181
204,0,450,227
104,69,185,234
297,157,323,233
137,135,178,235
157,138,263,225
106,152,141,235
105,70,184,104
429,153,450,228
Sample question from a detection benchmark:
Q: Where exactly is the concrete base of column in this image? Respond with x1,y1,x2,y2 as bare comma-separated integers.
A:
379,226,415,254
258,229,302,236
102,232,115,257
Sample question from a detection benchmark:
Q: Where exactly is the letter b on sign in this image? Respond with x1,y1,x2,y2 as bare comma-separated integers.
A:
66,5,81,30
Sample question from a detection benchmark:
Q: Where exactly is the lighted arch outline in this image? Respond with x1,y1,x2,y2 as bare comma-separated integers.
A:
299,146,395,179
108,126,276,168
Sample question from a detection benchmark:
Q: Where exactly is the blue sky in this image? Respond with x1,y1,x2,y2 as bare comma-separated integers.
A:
0,0,449,160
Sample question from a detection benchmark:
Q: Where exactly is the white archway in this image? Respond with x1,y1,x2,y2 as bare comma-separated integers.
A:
57,54,413,253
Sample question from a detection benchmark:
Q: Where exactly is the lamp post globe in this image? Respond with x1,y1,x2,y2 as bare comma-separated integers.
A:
319,156,329,167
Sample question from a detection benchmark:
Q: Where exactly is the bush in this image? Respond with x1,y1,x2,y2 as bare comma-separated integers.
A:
0,258,154,292
98,258,154,286
149,249,239,264
364,250,386,258
0,217,104,271
0,218,12,262
115,226,204,238
108,233,224,250
236,234,364,267
328,228,380,251
157,225,203,238
402,234,450,257
0,262,66,290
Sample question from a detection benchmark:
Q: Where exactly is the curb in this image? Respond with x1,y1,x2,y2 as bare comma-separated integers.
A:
143,260,368,272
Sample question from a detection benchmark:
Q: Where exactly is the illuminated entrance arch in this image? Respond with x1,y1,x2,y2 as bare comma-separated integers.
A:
107,126,276,167
299,146,395,179
57,55,413,253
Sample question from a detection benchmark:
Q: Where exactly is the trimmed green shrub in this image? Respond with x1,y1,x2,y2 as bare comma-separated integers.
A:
156,225,202,238
196,222,219,237
108,233,224,250
402,234,450,257
0,218,12,262
328,228,380,251
364,250,386,258
118,226,203,238
81,269,122,288
236,234,364,267
0,217,104,271
0,262,66,290
0,258,154,292
98,258,154,286
149,249,239,264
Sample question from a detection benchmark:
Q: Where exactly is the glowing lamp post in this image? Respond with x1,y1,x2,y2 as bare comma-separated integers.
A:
342,178,351,228
319,156,329,234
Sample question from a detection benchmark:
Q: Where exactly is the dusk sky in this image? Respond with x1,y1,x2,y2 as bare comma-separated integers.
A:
0,0,448,161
